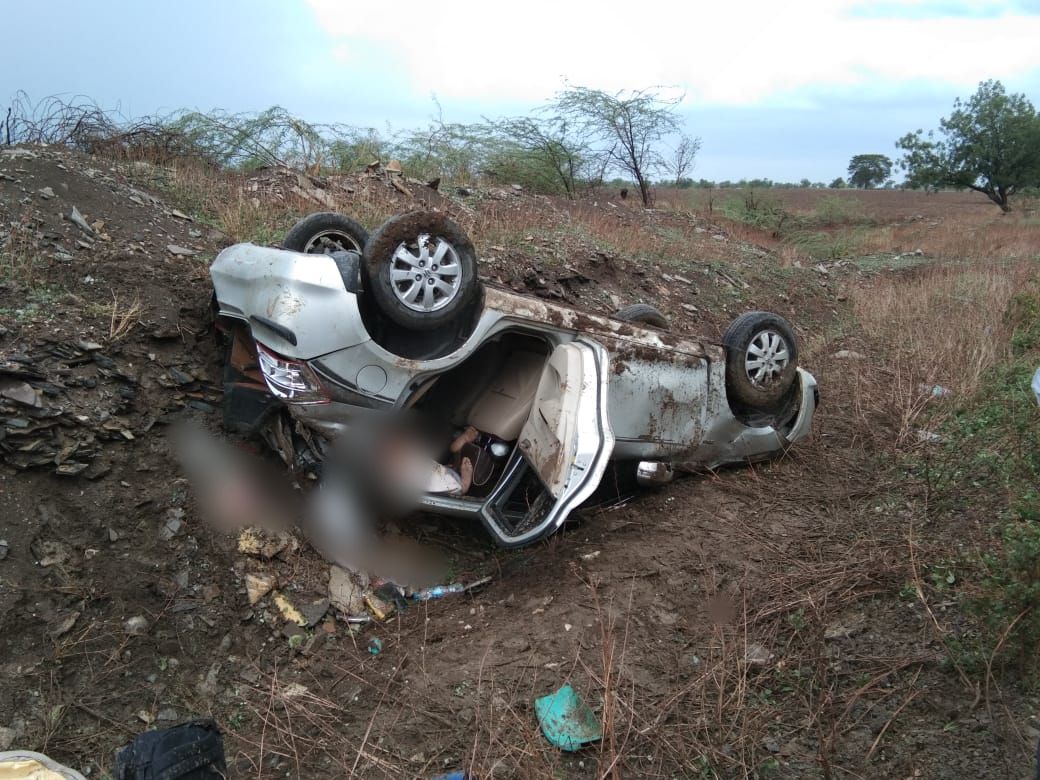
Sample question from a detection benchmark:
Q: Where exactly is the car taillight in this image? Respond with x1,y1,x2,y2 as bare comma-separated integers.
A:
255,342,329,404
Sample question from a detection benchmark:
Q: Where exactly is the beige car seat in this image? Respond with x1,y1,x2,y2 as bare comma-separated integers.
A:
466,350,545,441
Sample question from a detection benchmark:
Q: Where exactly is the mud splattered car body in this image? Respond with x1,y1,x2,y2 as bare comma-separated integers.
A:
210,213,817,547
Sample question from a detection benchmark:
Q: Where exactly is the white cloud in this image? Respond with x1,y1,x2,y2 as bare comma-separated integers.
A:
304,0,1040,105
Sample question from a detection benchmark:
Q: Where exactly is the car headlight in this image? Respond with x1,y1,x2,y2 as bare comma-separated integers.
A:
255,342,329,404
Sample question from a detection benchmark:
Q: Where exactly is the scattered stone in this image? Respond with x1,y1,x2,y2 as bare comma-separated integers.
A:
55,462,89,476
0,378,41,407
245,572,277,605
237,527,294,559
156,708,179,722
832,350,866,360
280,682,309,698
1,148,37,160
298,599,329,627
0,726,15,751
166,244,198,257
168,366,194,385
51,611,81,638
282,621,307,643
123,615,149,635
329,565,365,615
38,186,56,200
170,209,192,221
823,619,865,644
681,303,699,314
199,662,222,698
64,206,95,236
159,508,184,541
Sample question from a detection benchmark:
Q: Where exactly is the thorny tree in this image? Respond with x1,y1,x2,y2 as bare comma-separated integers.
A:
672,134,702,186
489,116,588,197
553,86,689,206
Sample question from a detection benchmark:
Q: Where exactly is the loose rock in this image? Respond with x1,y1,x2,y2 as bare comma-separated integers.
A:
245,572,277,605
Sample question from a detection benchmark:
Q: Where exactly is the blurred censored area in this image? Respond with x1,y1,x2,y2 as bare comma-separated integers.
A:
171,412,468,583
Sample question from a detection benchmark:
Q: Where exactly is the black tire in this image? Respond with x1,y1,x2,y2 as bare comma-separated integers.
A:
363,211,480,331
613,303,669,329
283,212,369,254
723,311,799,411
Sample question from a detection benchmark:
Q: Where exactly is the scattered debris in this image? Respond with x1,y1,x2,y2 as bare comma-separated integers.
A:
411,576,492,602
113,719,226,779
367,637,383,655
272,592,306,626
743,642,773,667
245,572,277,605
0,750,86,780
534,684,602,752
919,383,952,398
364,591,394,621
915,429,944,444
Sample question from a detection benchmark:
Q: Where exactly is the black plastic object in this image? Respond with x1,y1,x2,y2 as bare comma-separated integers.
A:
113,718,226,780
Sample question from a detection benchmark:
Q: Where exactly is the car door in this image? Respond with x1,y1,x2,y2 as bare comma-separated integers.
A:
477,339,614,546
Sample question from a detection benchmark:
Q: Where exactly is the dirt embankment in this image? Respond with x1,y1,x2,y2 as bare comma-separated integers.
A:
1,146,1035,778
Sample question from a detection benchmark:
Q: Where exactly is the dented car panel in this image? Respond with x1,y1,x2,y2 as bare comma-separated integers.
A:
210,241,817,547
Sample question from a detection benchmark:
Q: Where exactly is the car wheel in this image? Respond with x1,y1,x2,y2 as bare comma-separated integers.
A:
612,303,669,329
363,211,480,331
723,311,799,411
283,212,369,254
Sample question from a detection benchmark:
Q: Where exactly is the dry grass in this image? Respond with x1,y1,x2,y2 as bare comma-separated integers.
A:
844,260,1036,445
107,293,143,341
0,217,44,286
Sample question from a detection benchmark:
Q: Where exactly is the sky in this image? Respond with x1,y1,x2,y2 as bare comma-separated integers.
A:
5,0,1040,182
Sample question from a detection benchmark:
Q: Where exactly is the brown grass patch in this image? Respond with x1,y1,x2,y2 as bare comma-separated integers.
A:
846,260,1037,445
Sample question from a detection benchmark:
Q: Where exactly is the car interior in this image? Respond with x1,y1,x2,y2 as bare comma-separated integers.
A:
402,332,550,498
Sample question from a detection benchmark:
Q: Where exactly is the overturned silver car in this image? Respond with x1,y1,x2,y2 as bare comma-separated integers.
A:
209,211,817,547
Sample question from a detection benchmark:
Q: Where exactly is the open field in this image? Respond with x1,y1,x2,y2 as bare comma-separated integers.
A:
2,148,1040,778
